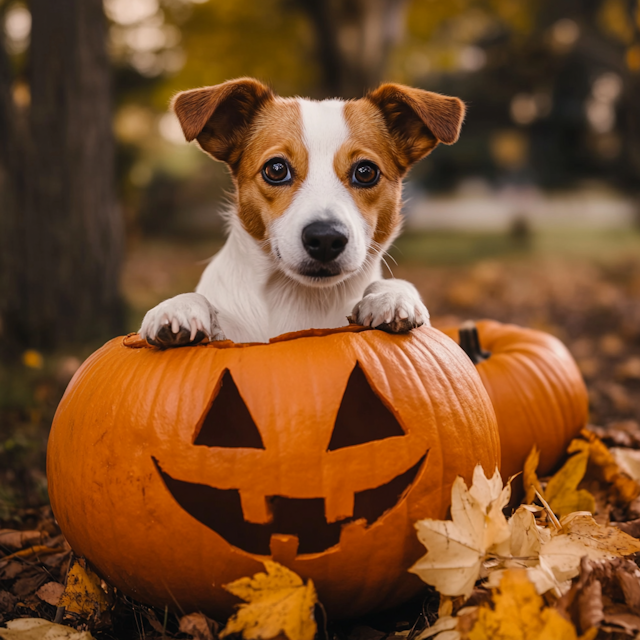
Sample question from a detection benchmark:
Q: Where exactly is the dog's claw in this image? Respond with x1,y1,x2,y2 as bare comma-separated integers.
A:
351,280,429,334
139,292,225,348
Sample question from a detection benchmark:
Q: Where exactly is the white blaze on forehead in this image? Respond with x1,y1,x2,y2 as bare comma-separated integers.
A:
269,97,370,287
298,98,348,195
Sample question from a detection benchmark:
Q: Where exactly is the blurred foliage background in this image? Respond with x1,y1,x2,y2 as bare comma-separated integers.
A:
1,0,640,511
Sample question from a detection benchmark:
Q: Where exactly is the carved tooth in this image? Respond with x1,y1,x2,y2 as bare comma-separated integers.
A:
270,534,299,564
324,490,355,523
239,491,273,524
338,518,368,549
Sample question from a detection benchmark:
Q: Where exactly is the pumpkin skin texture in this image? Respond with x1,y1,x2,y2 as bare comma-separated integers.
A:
47,325,500,620
437,320,588,481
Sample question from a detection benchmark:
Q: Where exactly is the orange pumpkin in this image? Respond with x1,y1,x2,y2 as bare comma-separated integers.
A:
47,325,499,620
437,320,588,480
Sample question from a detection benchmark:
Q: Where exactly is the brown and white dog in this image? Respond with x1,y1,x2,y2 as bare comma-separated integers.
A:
140,78,465,346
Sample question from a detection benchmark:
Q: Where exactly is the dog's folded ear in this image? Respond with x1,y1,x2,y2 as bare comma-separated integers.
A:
366,83,466,167
172,78,274,165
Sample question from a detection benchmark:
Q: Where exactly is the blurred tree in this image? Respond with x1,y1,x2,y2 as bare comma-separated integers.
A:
294,0,410,97
0,0,123,353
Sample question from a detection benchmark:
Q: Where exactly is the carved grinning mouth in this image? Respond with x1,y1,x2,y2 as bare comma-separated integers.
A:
153,453,427,555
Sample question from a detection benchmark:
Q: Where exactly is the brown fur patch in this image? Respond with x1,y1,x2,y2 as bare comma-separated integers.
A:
235,99,308,242
172,78,274,167
173,80,308,244
341,100,404,246
366,83,466,167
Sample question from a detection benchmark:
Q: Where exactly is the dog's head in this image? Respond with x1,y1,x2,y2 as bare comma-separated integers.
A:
173,78,465,287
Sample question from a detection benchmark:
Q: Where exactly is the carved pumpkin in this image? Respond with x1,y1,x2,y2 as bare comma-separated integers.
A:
437,320,588,481
47,325,500,620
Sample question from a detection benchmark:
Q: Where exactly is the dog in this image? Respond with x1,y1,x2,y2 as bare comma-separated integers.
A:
139,78,465,346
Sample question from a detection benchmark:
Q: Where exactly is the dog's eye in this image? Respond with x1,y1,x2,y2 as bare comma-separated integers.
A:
351,161,380,187
262,158,292,185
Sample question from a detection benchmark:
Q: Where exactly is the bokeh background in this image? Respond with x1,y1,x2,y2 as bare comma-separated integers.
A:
1,0,640,511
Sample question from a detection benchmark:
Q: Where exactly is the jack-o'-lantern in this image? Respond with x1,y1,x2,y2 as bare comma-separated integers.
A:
437,320,588,481
47,325,499,620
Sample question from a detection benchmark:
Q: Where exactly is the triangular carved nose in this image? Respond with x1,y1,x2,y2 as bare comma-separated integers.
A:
327,363,405,451
194,370,264,449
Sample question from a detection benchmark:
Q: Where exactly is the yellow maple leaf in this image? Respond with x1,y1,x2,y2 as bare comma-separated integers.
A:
58,560,111,619
581,429,640,504
221,561,317,640
465,570,596,640
542,441,595,517
523,446,543,505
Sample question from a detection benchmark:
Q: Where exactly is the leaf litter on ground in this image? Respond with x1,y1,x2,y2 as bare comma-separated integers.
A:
410,433,640,639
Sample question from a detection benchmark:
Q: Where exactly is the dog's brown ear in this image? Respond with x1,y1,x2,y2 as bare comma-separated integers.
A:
172,78,274,165
366,83,465,168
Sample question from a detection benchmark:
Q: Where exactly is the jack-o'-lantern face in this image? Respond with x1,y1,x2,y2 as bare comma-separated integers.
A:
153,363,427,556
48,326,500,620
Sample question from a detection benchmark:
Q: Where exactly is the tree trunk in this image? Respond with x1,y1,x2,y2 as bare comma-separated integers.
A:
297,0,410,98
0,0,124,353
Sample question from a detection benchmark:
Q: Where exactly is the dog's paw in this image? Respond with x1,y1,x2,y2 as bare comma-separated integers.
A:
350,280,430,333
139,293,225,348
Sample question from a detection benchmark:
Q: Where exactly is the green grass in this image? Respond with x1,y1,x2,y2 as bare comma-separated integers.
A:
389,228,640,266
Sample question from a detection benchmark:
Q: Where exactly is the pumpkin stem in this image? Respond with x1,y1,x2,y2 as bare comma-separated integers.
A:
458,321,491,365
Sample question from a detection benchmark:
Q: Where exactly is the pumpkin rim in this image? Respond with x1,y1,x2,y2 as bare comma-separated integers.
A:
123,324,377,350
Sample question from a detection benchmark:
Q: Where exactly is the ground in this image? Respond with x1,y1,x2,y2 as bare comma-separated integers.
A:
1,227,640,638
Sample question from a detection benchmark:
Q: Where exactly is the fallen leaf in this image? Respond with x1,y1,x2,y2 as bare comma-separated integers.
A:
0,618,94,639
36,581,65,606
0,590,17,612
522,447,543,505
410,466,510,597
615,356,640,380
544,442,595,517
2,546,63,562
221,561,317,640
0,530,43,551
602,612,640,633
540,513,640,584
615,564,640,611
58,560,110,620
179,612,217,640
576,579,603,631
609,447,640,483
415,615,458,639
581,431,640,504
465,570,595,640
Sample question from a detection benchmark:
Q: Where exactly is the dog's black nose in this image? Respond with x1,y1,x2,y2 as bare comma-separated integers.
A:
302,221,348,263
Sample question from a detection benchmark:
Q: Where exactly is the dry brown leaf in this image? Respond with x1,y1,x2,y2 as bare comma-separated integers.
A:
36,581,65,606
539,513,640,585
0,590,17,612
58,560,110,620
615,356,640,380
0,530,43,551
179,612,217,640
576,579,603,631
581,430,640,504
221,561,317,640
0,618,94,639
615,565,640,611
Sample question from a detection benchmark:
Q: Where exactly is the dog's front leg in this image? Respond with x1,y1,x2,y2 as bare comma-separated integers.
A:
350,280,430,333
139,292,225,348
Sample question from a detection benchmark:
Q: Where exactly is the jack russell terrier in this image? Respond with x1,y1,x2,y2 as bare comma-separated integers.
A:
140,78,465,346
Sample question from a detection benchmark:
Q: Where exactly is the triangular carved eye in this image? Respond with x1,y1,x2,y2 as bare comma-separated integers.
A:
327,363,405,451
194,370,264,449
